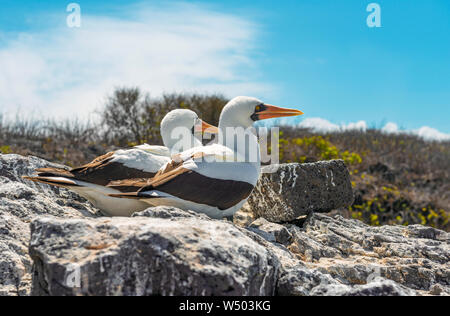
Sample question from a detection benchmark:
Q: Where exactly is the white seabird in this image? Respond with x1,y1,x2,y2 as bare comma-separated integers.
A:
110,96,304,219
24,109,218,216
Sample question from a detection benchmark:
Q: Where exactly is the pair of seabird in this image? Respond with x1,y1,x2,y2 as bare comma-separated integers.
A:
24,109,218,216
25,97,303,218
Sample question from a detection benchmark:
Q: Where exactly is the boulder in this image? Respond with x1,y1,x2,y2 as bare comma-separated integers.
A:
248,218,293,245
285,213,450,295
0,154,98,296
1,154,449,296
309,277,418,296
246,160,354,222
28,208,450,296
29,214,280,296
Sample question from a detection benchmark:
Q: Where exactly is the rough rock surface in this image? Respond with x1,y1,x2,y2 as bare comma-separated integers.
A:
276,214,450,296
0,154,98,296
248,218,293,245
29,209,449,296
1,154,449,296
30,214,280,296
246,161,354,222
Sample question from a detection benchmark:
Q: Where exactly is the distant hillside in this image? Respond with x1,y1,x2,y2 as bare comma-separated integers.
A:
279,127,449,231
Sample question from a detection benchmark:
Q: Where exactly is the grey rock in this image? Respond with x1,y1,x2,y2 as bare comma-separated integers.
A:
0,154,98,220
0,212,31,296
246,161,354,222
429,283,449,296
2,154,448,296
29,208,450,296
249,218,293,245
29,215,280,296
276,264,340,296
132,206,211,221
310,277,418,296
232,204,256,227
286,213,450,294
0,154,98,296
246,227,277,243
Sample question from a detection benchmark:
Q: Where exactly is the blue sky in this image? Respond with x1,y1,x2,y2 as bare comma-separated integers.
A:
0,0,449,137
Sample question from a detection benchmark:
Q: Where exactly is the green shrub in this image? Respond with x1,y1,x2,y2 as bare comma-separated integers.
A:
0,145,12,154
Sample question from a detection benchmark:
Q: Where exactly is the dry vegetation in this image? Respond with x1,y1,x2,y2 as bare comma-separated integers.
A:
1,88,448,230
279,127,449,231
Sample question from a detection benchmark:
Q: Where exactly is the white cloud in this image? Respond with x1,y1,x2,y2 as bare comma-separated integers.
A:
298,118,367,133
412,126,450,142
295,118,450,142
0,2,272,119
381,122,399,134
343,120,367,132
298,118,339,133
380,122,450,141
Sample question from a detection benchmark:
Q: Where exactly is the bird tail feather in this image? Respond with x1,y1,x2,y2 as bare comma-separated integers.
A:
22,176,79,188
109,192,162,200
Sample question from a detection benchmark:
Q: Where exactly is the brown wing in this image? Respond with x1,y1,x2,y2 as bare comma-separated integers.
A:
106,155,187,192
107,178,153,193
36,151,156,186
135,153,254,210
34,167,75,178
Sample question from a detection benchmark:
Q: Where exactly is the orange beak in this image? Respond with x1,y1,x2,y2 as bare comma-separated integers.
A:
257,104,304,121
195,120,219,134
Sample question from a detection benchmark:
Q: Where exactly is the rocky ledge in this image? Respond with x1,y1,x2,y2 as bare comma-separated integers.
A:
0,154,99,296
0,154,449,296
246,161,354,222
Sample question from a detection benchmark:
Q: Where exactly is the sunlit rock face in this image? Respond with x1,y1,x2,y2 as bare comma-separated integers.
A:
29,210,450,296
246,161,354,222
1,154,448,297
0,154,99,296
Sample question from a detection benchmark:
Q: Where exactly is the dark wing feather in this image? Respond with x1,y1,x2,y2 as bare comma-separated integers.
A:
137,153,254,210
36,151,156,186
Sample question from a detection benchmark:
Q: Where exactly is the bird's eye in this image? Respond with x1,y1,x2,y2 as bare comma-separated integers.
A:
251,104,266,121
